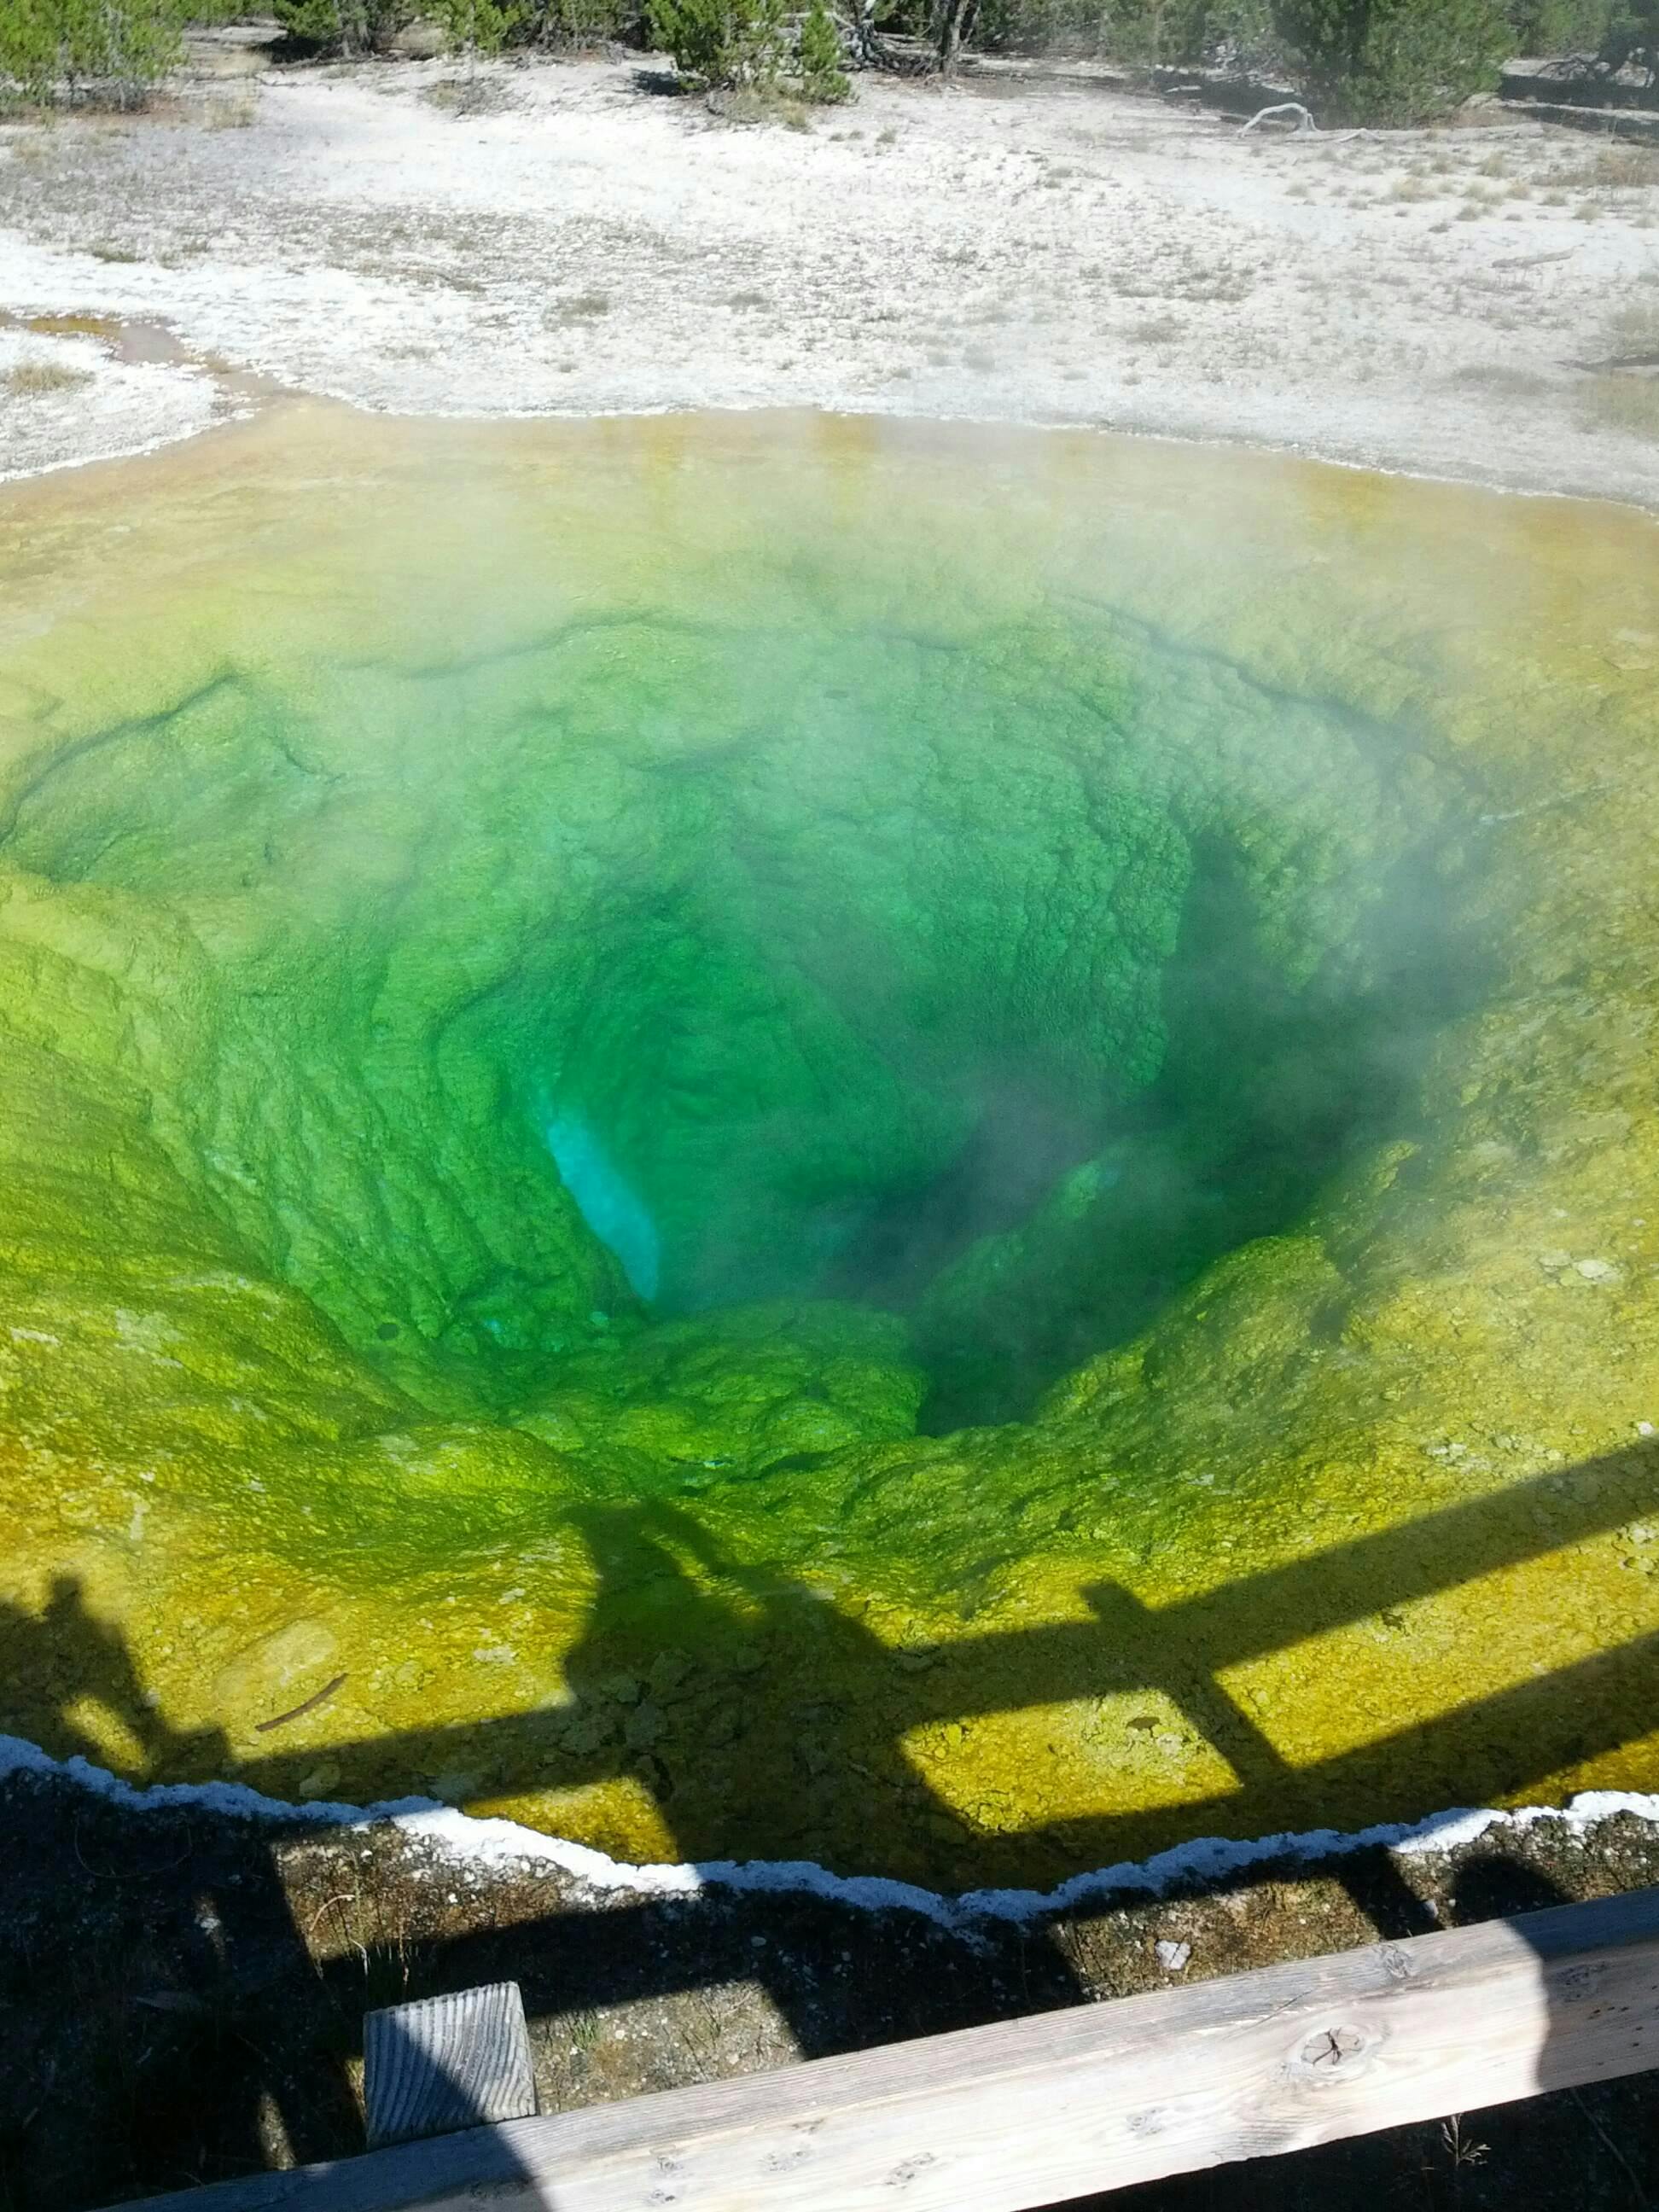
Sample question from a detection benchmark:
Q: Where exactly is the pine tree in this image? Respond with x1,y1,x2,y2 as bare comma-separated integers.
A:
271,0,414,54
648,0,783,86
797,0,847,98
0,0,190,102
1604,0,1657,87
1272,0,1510,120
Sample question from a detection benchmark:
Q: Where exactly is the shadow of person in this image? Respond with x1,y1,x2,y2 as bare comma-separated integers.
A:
552,1498,986,1877
0,1574,213,1773
1447,1855,1570,1927
227,1493,998,1892
1472,1868,1659,2212
0,1579,362,2203
14,1456,1659,2207
508,1498,1088,2057
228,1435,1659,1905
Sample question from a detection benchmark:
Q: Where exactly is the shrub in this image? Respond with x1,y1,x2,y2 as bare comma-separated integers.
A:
647,0,783,84
1504,0,1613,49
434,0,525,49
1270,0,1510,120
797,0,849,94
277,0,643,56
272,0,415,54
1602,0,1657,87
531,0,642,42
0,0,193,102
1496,1,1656,81
971,0,1277,68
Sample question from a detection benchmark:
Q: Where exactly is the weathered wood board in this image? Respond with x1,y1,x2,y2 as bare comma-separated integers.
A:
123,1885,1659,2212
362,1982,537,2149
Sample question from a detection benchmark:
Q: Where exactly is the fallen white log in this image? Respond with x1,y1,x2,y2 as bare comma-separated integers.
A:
1241,100,1318,133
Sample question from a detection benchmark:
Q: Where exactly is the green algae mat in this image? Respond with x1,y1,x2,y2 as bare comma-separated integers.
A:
1,403,1656,1891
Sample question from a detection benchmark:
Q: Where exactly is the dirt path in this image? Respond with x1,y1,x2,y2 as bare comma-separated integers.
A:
2,49,1657,499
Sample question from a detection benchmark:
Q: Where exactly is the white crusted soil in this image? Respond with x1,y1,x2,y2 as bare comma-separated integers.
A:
2,49,1657,498
0,320,214,477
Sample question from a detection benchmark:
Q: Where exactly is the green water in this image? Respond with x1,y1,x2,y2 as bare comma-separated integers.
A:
1,536,1475,1462
3,406,1656,1885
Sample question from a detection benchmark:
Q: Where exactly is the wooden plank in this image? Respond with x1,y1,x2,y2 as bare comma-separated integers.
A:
362,1982,536,2149
123,1885,1659,2212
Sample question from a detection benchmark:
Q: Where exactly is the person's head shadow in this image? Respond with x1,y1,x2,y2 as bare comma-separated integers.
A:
1,1575,231,1779
548,1495,987,1872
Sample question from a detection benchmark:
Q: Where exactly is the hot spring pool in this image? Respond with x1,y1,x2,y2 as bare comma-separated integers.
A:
2,404,1656,1889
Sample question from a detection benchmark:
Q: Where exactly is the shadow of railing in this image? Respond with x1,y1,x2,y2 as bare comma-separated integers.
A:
2,1438,1656,2206
231,1436,1659,1884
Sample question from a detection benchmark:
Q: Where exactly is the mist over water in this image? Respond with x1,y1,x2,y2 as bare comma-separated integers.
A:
1,405,1656,1884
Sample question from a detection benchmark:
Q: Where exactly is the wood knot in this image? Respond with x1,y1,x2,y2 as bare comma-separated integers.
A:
1293,2023,1377,2081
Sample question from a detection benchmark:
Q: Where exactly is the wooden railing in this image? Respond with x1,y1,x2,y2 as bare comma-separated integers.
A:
125,1883,1659,2212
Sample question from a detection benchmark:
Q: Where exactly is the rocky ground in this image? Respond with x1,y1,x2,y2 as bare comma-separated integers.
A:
0,38,1656,498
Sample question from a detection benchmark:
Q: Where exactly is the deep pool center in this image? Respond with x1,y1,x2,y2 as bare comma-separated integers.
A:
3,407,1657,1890
7,573,1470,1452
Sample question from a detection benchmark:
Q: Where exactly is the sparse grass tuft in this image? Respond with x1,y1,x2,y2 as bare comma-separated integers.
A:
3,356,93,398
203,93,257,129
1449,363,1551,397
713,87,812,130
1170,262,1254,305
1604,299,1659,364
1582,371,1659,440
1580,143,1659,192
545,290,613,325
422,77,511,116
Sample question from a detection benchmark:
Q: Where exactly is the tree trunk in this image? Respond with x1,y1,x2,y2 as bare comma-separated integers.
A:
936,0,975,76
